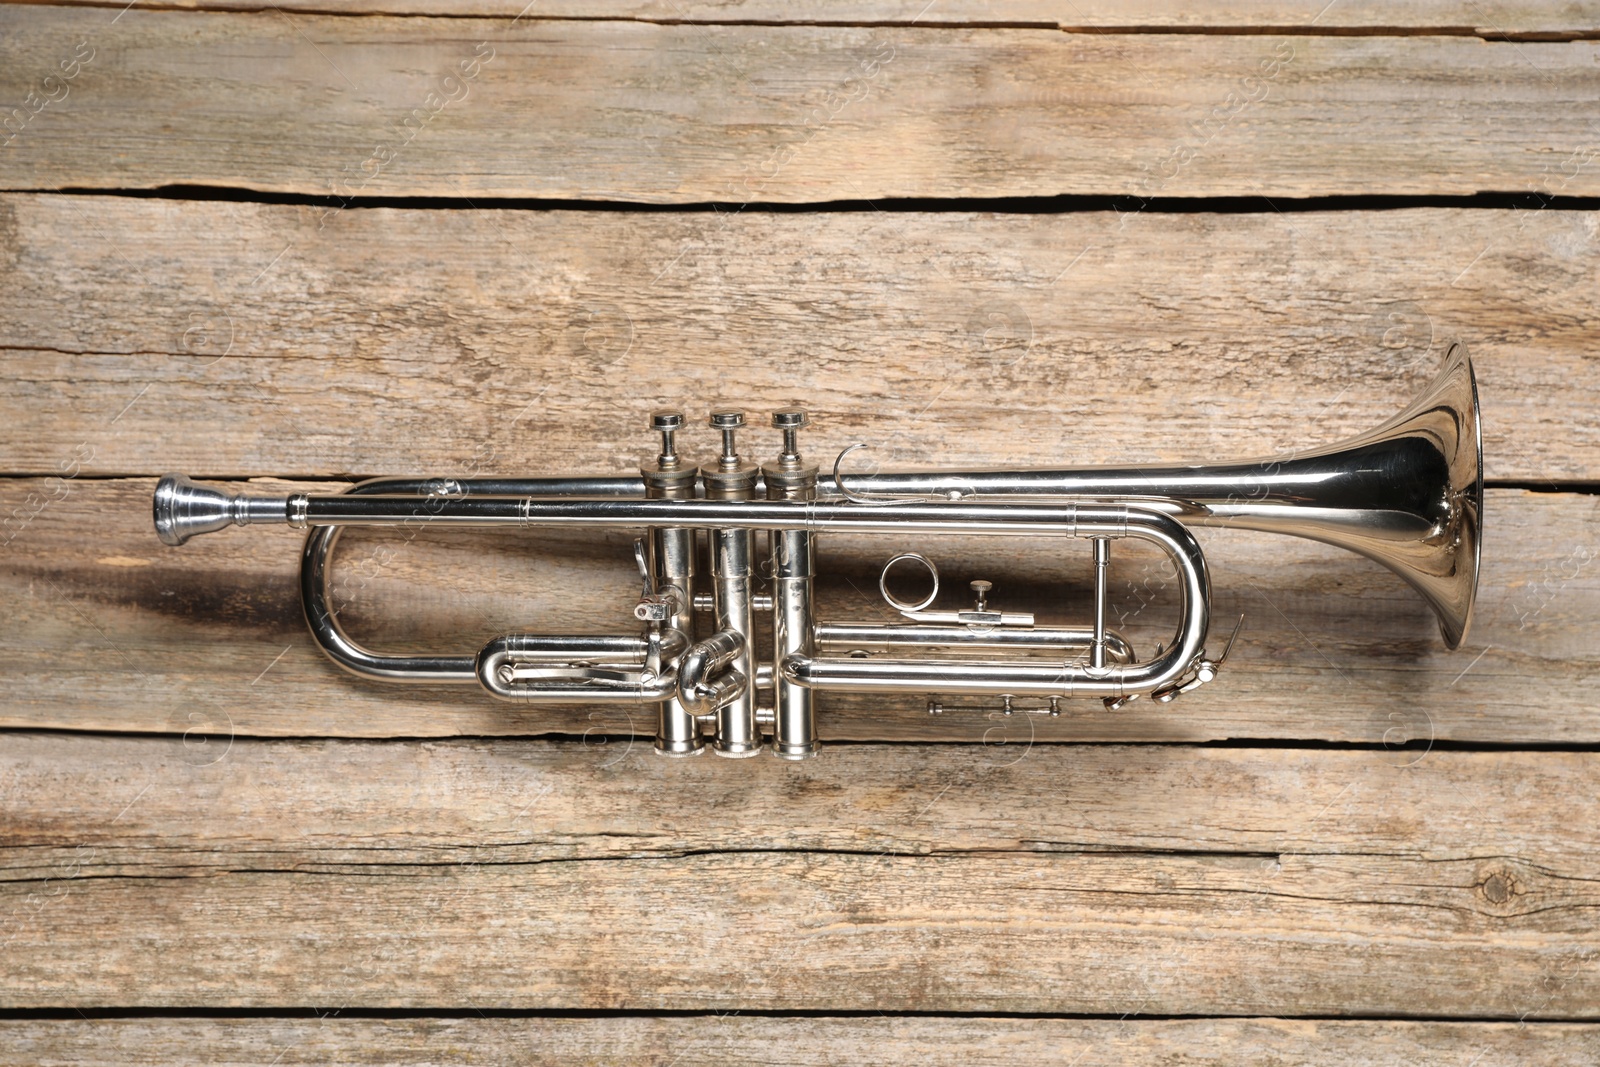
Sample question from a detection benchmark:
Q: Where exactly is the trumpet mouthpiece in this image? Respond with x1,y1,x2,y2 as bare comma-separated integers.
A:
153,474,286,546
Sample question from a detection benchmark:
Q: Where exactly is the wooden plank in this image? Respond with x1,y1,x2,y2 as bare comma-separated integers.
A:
1,196,1594,482
2,1017,1598,1066
2,736,1598,1013
2,481,1593,742
5,734,1595,865
25,849,1568,1014
14,0,1600,34
3,12,1599,199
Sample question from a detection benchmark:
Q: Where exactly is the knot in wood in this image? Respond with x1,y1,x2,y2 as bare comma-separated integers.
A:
1478,866,1520,906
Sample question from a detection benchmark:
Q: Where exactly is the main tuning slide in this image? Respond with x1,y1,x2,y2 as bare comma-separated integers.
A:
153,345,1482,760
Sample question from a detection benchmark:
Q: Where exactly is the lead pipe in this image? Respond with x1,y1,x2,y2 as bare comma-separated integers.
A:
291,496,1138,536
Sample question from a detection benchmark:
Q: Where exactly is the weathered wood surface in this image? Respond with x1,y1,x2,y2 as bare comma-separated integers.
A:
3,1017,1598,1066
4,11,1600,200
0,0,1594,1049
2,195,1595,482
17,0,1600,33
6,733,1592,865
2,481,1593,741
2,735,1598,1014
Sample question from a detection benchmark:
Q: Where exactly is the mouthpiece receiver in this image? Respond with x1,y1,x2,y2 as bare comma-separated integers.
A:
153,474,288,546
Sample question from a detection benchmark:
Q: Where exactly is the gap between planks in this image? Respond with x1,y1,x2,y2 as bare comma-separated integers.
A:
0,1016,1598,1066
9,0,1600,36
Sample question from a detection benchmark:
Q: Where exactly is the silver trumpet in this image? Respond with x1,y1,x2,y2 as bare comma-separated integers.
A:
153,343,1481,759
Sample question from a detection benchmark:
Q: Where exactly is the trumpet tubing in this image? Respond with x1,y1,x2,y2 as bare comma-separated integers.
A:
153,345,1482,759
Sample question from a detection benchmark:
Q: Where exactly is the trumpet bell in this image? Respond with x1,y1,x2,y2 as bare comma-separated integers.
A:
1299,341,1482,650
1170,342,1482,650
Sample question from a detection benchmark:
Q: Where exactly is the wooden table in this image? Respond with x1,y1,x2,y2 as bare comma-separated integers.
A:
2,2,1598,1062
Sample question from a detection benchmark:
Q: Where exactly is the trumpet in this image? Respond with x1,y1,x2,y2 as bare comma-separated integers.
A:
153,343,1481,759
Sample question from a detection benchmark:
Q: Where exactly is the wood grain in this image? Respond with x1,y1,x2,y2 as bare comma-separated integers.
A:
0,0,1593,1050
15,0,1600,33
5,733,1593,864
1,478,1595,743
2,1017,1599,1066
2,195,1595,481
3,11,1599,200
2,735,1597,1013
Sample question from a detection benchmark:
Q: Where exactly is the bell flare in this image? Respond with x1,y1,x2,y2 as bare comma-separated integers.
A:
1345,341,1481,650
